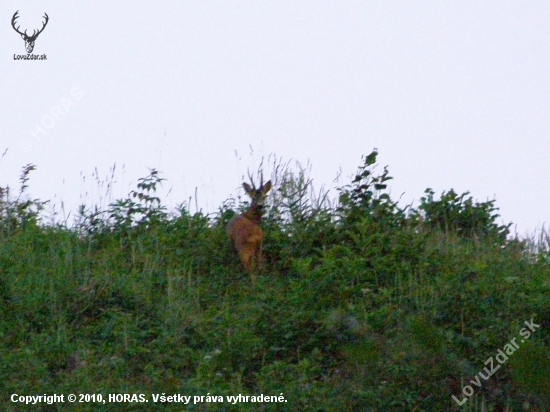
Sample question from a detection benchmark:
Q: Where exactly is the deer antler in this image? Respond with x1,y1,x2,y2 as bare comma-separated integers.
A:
247,170,256,190
31,13,49,39
11,11,49,40
11,11,26,37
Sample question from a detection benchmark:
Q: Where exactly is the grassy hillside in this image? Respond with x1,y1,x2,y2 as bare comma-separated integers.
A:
0,152,549,411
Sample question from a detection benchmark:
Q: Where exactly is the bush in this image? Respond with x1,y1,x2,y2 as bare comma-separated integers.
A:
0,153,548,411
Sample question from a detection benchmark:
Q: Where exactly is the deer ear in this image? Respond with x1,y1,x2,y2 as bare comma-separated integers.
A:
263,180,272,194
21,34,25,39
242,182,253,194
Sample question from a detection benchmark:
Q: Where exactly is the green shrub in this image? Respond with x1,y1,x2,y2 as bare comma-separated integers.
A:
0,153,548,411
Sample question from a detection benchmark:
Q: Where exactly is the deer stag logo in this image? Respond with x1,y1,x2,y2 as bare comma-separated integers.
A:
11,11,49,54
227,174,272,286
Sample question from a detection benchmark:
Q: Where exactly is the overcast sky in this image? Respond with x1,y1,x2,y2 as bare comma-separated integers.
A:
2,1,549,235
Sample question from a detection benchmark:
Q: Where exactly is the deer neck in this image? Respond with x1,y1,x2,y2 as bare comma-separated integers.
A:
244,205,263,225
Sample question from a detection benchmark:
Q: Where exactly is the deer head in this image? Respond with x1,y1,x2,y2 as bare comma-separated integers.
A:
242,172,272,220
12,11,49,54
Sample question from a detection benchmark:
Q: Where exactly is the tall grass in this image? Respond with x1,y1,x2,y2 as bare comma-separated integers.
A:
0,150,548,411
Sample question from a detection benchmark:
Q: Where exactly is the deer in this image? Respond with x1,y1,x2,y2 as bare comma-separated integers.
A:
11,11,49,54
227,174,272,286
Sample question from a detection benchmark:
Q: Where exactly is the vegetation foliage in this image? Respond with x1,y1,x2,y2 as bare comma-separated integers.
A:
0,150,549,411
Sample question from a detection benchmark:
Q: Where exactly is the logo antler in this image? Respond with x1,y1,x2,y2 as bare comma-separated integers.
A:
12,11,49,54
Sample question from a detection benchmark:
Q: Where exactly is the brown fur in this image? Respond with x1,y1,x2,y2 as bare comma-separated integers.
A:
227,180,272,285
